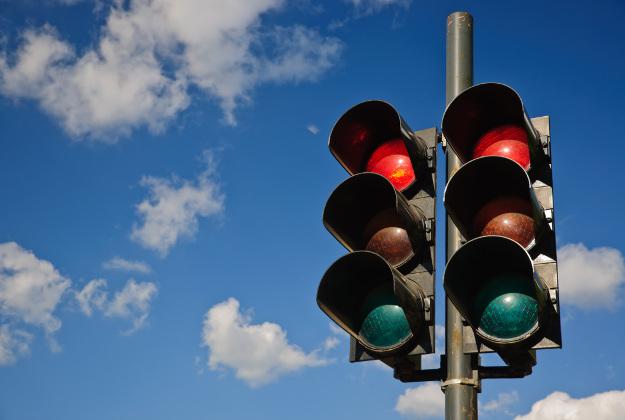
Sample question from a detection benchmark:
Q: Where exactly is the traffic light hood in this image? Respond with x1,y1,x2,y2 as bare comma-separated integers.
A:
329,100,429,192
443,235,550,349
442,83,543,171
444,155,546,251
317,251,427,356
323,172,427,270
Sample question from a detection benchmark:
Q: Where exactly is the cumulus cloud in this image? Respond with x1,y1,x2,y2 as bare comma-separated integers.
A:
201,298,329,387
514,390,625,420
557,243,625,310
102,256,151,273
0,0,343,140
75,278,158,334
0,242,71,363
395,382,444,419
131,150,225,256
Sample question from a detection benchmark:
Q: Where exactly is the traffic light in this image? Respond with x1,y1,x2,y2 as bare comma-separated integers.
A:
442,83,561,371
317,101,437,374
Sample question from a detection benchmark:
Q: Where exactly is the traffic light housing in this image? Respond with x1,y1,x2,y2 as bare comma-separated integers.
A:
442,83,561,370
317,101,437,372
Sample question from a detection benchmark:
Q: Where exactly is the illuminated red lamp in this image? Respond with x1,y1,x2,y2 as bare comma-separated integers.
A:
442,83,544,173
365,138,415,191
472,125,530,170
329,100,428,194
472,196,535,249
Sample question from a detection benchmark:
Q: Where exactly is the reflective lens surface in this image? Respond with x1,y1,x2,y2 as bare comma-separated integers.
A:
473,273,539,340
362,208,413,266
472,196,535,248
359,284,411,350
365,138,415,191
472,125,530,170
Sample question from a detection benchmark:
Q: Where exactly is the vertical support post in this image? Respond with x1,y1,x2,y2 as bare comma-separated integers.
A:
444,11,479,420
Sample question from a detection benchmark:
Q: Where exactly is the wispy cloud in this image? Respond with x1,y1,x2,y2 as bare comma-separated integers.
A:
201,298,330,387
307,124,320,134
131,150,225,257
482,391,519,416
103,256,151,274
0,0,343,140
75,278,158,335
344,0,411,15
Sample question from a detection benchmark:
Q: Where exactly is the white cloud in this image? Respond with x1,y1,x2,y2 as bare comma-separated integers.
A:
0,242,71,364
0,325,33,366
395,382,444,419
0,0,343,140
307,124,320,134
0,242,69,332
482,391,519,415
75,278,108,317
201,298,329,387
345,0,411,14
131,150,225,256
557,243,625,310
103,256,151,273
324,336,340,351
76,278,158,334
514,390,625,420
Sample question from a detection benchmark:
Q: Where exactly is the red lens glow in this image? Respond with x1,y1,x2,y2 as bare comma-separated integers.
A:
365,138,415,191
362,208,413,266
472,125,530,170
472,196,535,248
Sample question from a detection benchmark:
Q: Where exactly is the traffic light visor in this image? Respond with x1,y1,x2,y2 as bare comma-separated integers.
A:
444,156,545,251
329,101,428,192
323,173,427,269
443,236,549,347
442,83,541,170
317,251,426,354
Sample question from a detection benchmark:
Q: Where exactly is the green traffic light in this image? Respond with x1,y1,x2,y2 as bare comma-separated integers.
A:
473,273,539,340
358,284,412,350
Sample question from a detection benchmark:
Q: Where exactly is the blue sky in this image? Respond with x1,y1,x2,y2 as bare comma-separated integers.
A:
0,0,624,419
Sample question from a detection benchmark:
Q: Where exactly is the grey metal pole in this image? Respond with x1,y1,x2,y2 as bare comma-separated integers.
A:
444,11,479,420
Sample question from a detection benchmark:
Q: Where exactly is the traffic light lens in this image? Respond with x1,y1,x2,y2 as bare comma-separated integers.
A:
365,227,412,266
362,208,413,266
365,138,415,191
473,273,538,340
359,284,411,350
472,125,530,170
472,196,535,248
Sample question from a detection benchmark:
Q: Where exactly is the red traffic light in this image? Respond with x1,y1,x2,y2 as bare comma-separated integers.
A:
442,83,544,171
329,101,429,193
365,138,415,191
471,124,530,170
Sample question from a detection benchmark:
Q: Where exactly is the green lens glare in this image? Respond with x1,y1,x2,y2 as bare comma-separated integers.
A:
359,285,411,350
473,273,539,340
